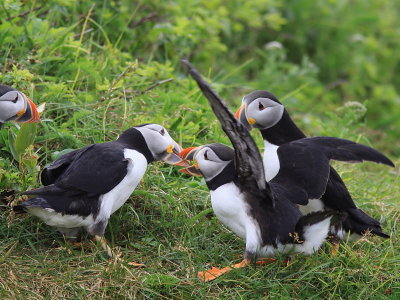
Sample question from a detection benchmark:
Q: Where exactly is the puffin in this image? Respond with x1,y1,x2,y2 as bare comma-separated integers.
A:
0,84,40,128
235,90,394,241
180,60,346,282
14,124,188,258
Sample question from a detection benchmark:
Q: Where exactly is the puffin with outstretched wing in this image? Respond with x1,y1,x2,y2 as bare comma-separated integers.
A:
180,60,346,281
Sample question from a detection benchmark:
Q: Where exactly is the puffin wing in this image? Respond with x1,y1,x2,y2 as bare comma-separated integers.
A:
41,145,95,185
300,137,394,167
270,141,331,205
28,143,129,196
182,60,273,206
270,136,394,206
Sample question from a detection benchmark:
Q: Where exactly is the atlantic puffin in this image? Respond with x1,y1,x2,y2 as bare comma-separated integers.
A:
14,124,188,257
235,90,394,240
0,85,40,128
180,60,346,282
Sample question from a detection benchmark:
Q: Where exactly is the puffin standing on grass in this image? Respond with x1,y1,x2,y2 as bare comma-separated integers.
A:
180,60,347,282
14,124,188,258
235,91,394,241
0,85,40,128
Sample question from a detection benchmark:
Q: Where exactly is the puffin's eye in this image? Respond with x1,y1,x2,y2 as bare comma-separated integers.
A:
10,94,19,103
204,151,208,160
160,128,165,136
258,102,265,111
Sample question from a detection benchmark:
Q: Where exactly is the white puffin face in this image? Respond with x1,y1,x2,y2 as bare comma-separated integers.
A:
135,124,183,164
194,147,231,181
0,91,26,122
245,97,284,130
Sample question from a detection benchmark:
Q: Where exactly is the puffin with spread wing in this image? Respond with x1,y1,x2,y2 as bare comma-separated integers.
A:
180,61,346,281
235,91,394,241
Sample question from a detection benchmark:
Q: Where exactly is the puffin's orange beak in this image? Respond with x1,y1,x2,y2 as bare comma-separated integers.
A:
16,97,40,123
178,147,199,160
234,104,243,119
234,103,253,130
178,147,203,176
25,97,40,123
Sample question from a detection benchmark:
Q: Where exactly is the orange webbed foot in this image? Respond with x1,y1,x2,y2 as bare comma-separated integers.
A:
198,266,225,282
198,259,250,282
127,261,146,268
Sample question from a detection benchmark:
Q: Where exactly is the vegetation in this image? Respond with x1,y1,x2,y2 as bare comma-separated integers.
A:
0,0,399,298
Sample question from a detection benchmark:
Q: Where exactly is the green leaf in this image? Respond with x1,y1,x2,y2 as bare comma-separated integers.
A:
14,123,37,158
8,130,19,162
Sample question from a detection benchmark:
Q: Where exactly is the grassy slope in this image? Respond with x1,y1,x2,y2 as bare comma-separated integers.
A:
0,1,399,299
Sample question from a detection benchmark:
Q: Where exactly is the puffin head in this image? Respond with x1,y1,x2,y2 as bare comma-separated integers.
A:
178,143,234,182
234,90,284,130
0,85,40,126
119,124,189,166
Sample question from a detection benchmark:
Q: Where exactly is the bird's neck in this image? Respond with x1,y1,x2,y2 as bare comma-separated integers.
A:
259,110,306,145
206,162,236,191
117,130,155,164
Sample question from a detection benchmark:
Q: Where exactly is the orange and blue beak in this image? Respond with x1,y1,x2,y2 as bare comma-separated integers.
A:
178,147,203,176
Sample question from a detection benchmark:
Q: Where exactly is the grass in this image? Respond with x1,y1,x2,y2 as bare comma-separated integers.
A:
1,1,400,299
1,155,399,299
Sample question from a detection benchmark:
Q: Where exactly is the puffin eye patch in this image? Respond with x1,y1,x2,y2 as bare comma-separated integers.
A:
258,101,266,111
160,128,165,136
204,150,208,160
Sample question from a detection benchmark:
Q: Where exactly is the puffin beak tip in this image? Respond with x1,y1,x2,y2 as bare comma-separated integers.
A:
234,105,243,119
25,97,41,123
178,147,199,160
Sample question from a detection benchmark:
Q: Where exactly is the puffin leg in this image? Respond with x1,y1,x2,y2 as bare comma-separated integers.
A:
92,235,145,267
283,256,292,266
327,235,341,255
94,235,114,257
58,227,88,249
198,259,251,282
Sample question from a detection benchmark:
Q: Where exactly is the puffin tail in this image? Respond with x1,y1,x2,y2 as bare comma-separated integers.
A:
13,197,52,214
342,208,389,239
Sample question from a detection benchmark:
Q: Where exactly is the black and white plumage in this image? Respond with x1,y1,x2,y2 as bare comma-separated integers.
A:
0,85,40,128
235,90,394,239
180,143,343,256
15,124,187,253
180,61,345,281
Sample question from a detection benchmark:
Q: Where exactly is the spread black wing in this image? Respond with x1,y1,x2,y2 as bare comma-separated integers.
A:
270,136,395,206
26,142,129,196
182,59,273,206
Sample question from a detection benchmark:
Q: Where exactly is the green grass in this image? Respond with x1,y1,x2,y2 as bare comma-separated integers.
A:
1,161,399,299
1,1,400,299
